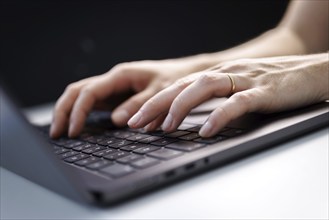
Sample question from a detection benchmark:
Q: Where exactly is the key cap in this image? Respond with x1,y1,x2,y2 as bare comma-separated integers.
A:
59,151,80,159
64,141,84,149
120,143,146,151
82,146,106,154
92,148,117,157
166,141,205,152
131,157,160,169
109,140,133,149
148,148,183,160
126,134,151,141
73,143,94,151
97,137,121,146
166,130,190,138
133,146,159,154
179,132,200,141
100,164,134,178
75,156,101,166
64,153,90,163
219,128,244,137
117,154,143,164
138,136,162,144
109,131,136,139
86,160,112,170
54,147,70,155
103,151,129,160
151,138,177,146
194,135,226,144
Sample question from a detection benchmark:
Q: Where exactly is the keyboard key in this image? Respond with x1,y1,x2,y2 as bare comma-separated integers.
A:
86,160,112,170
194,135,226,144
54,147,70,155
108,131,136,139
100,164,134,178
51,138,74,146
120,143,146,151
82,145,106,154
59,151,80,159
82,136,104,144
103,151,130,160
52,145,61,151
126,134,151,141
186,125,202,132
138,136,162,144
117,154,143,164
109,140,133,149
64,153,90,163
166,141,205,152
97,137,121,146
133,146,159,154
219,128,244,137
166,130,190,138
179,132,200,141
148,148,183,160
131,157,160,169
151,138,177,146
75,157,101,166
73,143,94,151
64,141,84,149
92,148,117,157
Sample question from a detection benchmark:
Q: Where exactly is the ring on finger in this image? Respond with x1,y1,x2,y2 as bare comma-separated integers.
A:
226,74,236,96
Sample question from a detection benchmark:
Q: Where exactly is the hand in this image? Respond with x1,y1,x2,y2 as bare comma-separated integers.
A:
50,59,192,138
127,53,329,137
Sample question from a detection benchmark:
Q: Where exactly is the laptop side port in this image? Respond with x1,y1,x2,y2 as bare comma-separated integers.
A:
185,163,196,171
164,170,176,178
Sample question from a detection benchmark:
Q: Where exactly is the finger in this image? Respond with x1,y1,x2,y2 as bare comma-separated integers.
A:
50,75,102,138
127,75,197,128
161,74,233,132
50,82,89,138
67,73,131,137
111,87,157,127
144,113,167,132
199,88,262,137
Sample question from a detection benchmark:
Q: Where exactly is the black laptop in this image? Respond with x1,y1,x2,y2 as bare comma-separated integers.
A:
1,85,328,205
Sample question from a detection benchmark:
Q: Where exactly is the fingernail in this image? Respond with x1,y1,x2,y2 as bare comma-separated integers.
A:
128,111,142,127
199,121,213,137
112,109,129,123
162,113,173,131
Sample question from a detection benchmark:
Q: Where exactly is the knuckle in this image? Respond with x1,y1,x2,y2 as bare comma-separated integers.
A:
231,92,254,108
197,73,217,85
80,86,96,99
174,78,190,90
65,83,79,94
142,97,158,112
112,62,131,74
129,95,145,108
171,95,187,113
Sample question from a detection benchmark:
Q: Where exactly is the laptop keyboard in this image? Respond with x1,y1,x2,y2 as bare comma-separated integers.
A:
38,125,244,179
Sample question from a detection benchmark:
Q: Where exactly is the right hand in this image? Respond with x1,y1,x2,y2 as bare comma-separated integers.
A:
50,60,191,138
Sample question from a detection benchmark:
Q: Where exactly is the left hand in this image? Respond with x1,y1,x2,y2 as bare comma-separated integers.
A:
127,54,329,137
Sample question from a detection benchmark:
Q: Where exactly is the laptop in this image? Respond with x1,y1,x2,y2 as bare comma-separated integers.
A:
1,84,328,205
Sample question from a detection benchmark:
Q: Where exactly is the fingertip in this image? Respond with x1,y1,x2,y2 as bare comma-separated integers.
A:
49,125,57,139
111,109,130,126
68,121,80,138
199,121,214,137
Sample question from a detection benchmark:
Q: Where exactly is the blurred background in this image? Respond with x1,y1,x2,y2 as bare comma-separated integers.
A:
0,0,289,107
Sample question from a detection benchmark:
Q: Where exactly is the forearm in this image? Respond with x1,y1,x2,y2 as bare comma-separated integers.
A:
167,26,305,74
170,0,328,75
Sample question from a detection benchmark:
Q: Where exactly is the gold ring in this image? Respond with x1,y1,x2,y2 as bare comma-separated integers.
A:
226,74,236,95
